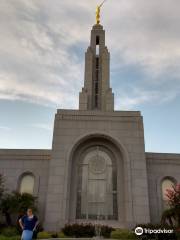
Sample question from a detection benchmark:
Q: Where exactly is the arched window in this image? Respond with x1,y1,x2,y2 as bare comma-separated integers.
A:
19,173,35,195
161,178,175,210
76,146,118,220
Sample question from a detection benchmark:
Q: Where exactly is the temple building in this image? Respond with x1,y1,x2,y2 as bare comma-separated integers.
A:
0,21,180,231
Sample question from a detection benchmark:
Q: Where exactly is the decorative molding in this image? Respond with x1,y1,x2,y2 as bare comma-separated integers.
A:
57,109,141,117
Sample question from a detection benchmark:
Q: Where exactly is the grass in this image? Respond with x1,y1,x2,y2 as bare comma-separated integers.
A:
0,236,20,240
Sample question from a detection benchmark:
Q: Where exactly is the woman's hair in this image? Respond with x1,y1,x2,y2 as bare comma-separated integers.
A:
27,208,33,212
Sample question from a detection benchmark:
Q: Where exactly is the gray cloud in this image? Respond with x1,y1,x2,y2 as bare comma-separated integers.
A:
0,0,180,109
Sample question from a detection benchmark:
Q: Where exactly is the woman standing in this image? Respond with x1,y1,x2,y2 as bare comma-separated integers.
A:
19,208,39,240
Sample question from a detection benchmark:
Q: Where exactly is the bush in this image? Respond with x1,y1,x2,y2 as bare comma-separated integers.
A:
37,231,68,239
37,231,52,239
62,223,94,237
111,229,137,239
57,232,67,238
101,225,114,238
1,227,19,237
62,223,114,238
50,232,58,238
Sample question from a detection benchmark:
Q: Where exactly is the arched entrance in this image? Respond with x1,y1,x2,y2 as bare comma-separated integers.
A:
67,134,129,225
76,145,117,220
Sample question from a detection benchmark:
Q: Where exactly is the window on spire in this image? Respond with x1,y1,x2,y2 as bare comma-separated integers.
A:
94,57,99,108
96,36,100,55
96,36,100,45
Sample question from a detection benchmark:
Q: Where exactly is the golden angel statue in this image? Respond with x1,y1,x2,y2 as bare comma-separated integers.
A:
96,6,101,24
96,0,107,24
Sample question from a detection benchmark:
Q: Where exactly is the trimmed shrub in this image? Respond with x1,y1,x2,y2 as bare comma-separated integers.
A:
62,223,114,238
37,231,52,239
111,229,137,239
57,232,67,238
62,223,94,237
101,225,114,238
51,232,58,238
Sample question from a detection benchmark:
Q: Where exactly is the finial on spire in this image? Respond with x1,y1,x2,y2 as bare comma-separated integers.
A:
96,0,107,24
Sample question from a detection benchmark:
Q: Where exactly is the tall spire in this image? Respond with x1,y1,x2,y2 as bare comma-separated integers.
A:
79,24,114,111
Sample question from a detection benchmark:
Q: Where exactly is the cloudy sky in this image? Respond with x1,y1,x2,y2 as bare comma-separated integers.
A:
0,0,180,152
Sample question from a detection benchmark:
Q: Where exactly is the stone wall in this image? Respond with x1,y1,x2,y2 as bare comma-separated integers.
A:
0,149,51,221
146,152,180,223
1,119,179,230
44,109,150,230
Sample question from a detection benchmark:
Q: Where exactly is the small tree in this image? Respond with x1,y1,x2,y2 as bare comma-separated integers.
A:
166,184,180,227
166,184,180,208
0,174,5,200
161,183,180,227
1,193,14,226
0,174,6,226
0,191,37,226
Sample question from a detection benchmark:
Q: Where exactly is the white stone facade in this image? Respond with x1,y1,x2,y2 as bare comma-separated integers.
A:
0,24,180,231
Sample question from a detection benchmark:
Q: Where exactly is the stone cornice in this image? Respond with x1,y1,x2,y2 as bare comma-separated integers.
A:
146,152,180,165
0,149,51,160
56,109,142,122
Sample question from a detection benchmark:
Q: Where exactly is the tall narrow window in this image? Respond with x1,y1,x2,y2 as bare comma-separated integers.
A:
76,146,118,220
94,57,99,108
93,35,100,109
161,178,175,210
19,173,35,195
96,45,100,55
96,36,100,55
